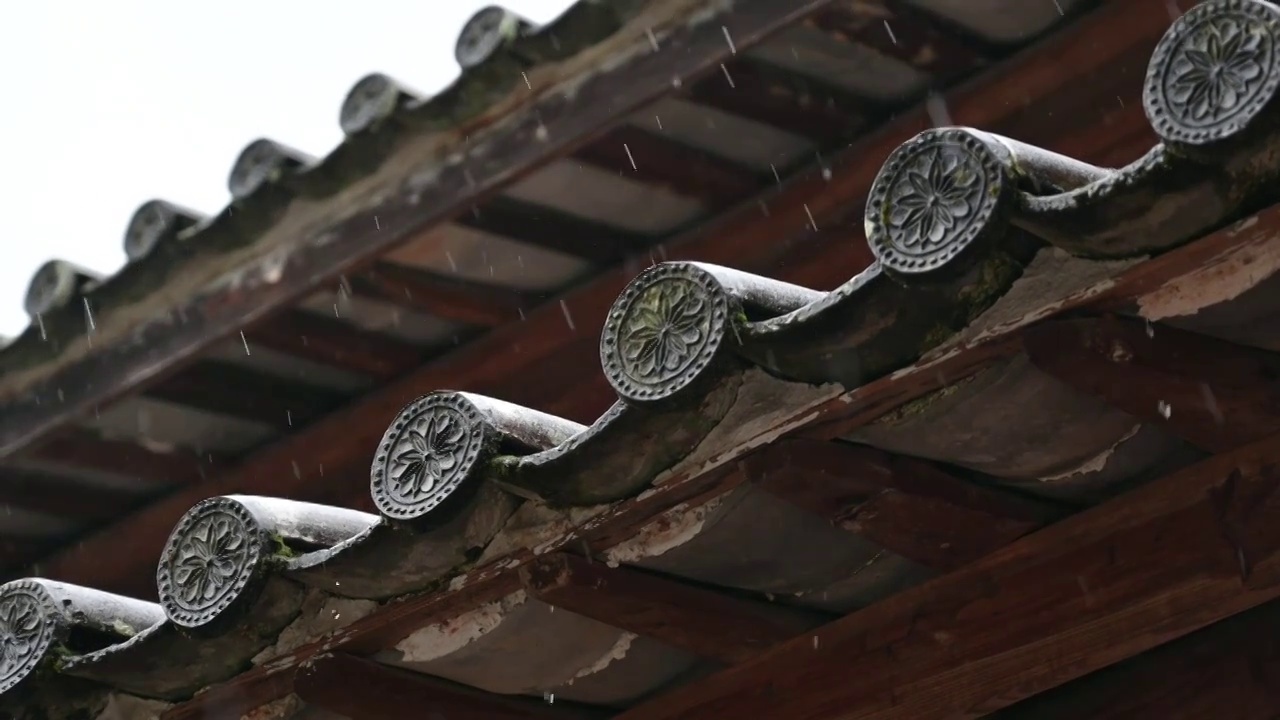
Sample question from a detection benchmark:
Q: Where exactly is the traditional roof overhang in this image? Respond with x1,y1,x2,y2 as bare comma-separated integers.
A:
11,0,1280,718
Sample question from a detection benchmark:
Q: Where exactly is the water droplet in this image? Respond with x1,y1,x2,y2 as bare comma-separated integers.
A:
624,143,637,170
720,63,735,88
883,21,898,45
1157,400,1172,419
722,25,737,54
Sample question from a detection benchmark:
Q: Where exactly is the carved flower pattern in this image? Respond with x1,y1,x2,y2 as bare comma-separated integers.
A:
391,410,467,500
1168,18,1266,124
622,280,708,383
0,596,41,677
889,147,980,249
173,513,247,606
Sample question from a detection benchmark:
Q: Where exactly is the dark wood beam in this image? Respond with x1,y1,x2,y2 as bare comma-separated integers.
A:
295,653,603,720
145,360,348,430
995,600,1280,720
689,58,871,146
614,428,1280,720
245,310,425,381
0,468,144,524
24,428,217,486
32,0,1177,597
810,1,990,82
575,125,762,206
460,196,646,265
520,553,806,664
350,262,536,328
744,439,1060,571
1024,316,1280,454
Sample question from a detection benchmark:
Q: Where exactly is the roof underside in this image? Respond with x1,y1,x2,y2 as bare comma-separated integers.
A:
12,0,1280,718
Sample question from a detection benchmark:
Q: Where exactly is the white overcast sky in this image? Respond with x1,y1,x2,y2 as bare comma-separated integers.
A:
0,0,576,337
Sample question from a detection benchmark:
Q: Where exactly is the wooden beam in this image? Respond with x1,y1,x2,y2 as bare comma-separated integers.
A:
460,195,646,265
295,653,604,720
145,360,347,430
351,262,536,328
520,553,805,664
995,600,1280,720
32,0,1176,596
575,125,762,206
245,310,425,381
689,58,871,146
1024,316,1280,454
810,2,990,81
23,428,217,486
745,439,1061,571
614,429,1280,720
0,468,144,523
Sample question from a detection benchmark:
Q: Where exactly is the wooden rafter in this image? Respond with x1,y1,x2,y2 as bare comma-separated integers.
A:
246,309,425,381
295,653,604,720
745,439,1061,570
1025,316,1280,453
520,552,809,664
27,0,1185,598
615,428,1280,720
351,262,537,328
145,360,346,430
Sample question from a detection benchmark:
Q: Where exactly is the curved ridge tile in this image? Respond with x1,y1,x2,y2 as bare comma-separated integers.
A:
0,578,163,710
1020,0,1280,257
339,73,421,137
123,199,206,263
24,260,100,320
288,392,582,598
455,5,537,70
498,262,818,506
228,138,316,203
738,127,1053,387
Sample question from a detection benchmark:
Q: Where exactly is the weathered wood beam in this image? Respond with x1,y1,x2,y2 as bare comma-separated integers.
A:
351,262,536,328
576,125,762,207
33,0,1176,596
689,58,871,146
614,429,1280,720
145,360,347,430
246,309,425,381
295,653,604,720
810,1,990,81
25,428,217,486
0,468,144,524
460,196,646,265
995,600,1280,720
520,552,807,664
1024,316,1280,453
745,439,1061,570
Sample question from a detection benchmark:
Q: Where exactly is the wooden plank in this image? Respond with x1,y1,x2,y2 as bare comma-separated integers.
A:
520,553,805,664
460,196,648,264
32,0,1179,597
0,468,145,523
145,360,347,430
689,58,870,145
810,2,990,81
245,310,425,381
745,439,1061,570
995,601,1280,720
25,428,217,486
351,262,536,328
615,429,1280,720
1025,316,1280,454
576,125,762,207
295,653,604,720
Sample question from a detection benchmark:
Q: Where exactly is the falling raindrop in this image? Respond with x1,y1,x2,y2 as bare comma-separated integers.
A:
803,204,818,232
83,298,96,332
720,63,735,88
813,636,819,649
1145,318,1154,338
1200,383,1224,426
670,76,683,89
654,115,664,130
883,21,898,45
926,92,953,127
521,72,532,90
291,461,301,479
240,331,252,355
544,692,556,704
770,164,781,186
560,300,576,331
446,250,458,272
624,143,637,170
1052,0,1064,14
36,313,46,341
722,25,737,54
374,215,381,230
286,410,293,427
646,27,660,52
1157,400,1172,419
